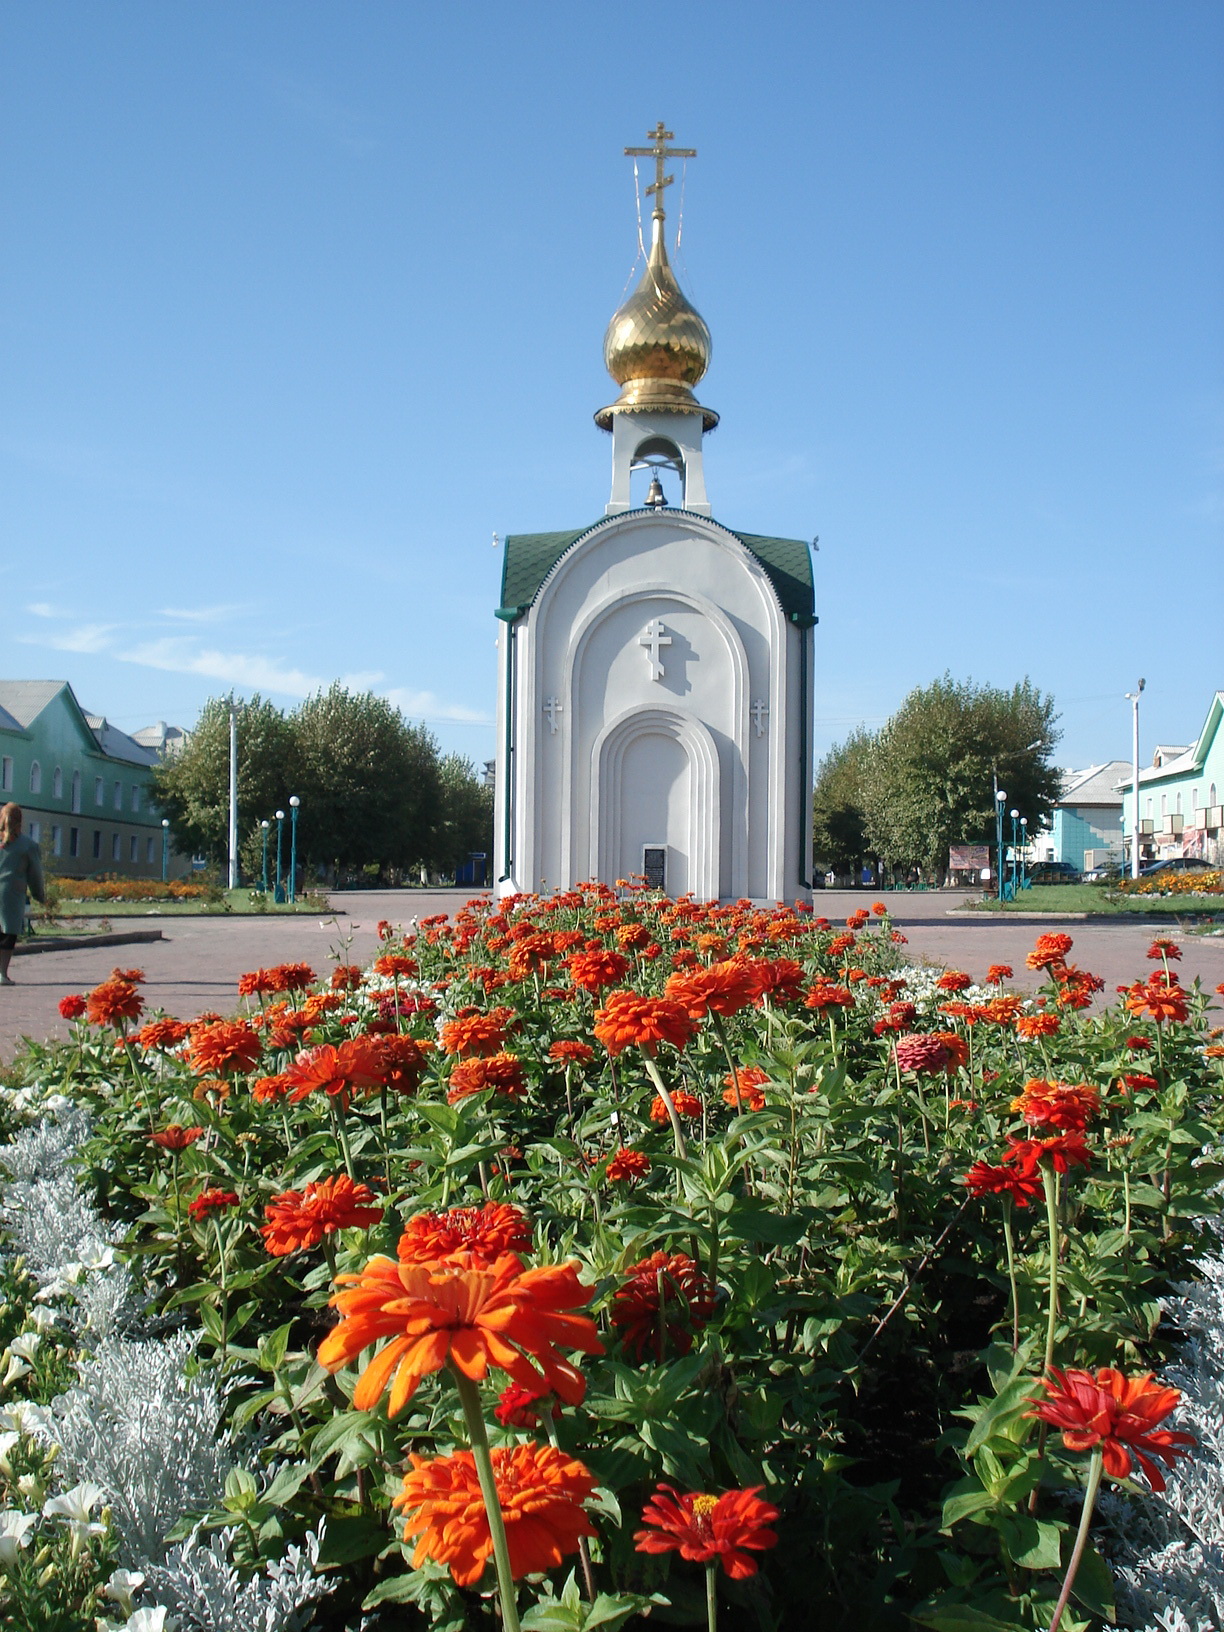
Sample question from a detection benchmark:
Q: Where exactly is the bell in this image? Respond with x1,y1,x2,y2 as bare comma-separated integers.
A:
644,473,668,509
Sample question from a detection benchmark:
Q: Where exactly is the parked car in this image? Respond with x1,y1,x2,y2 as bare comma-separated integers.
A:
1138,856,1214,877
1028,861,1082,885
1083,863,1123,883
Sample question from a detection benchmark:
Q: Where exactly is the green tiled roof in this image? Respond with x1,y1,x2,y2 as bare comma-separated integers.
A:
497,513,815,624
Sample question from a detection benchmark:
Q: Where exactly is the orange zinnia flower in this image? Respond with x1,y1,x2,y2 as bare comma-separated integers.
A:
1016,1012,1061,1039
1011,1079,1100,1133
722,1066,769,1111
1026,1367,1193,1491
188,1187,239,1221
261,1175,384,1256
593,991,695,1057
440,1007,512,1058
548,1039,595,1066
397,1201,532,1268
446,1051,526,1103
936,971,973,992
605,1147,651,1182
611,1251,716,1363
150,1124,204,1150
566,948,631,992
1125,977,1189,1025
268,961,316,992
615,922,651,951
803,981,855,1012
135,1017,190,1051
742,956,807,1005
393,1443,596,1586
58,993,88,1020
330,964,364,991
664,960,759,1019
237,968,280,997
1026,932,1074,970
317,1252,603,1416
373,953,419,978
284,1038,385,1104
375,1034,432,1092
189,1020,262,1077
86,978,144,1030
986,963,1013,984
634,1483,779,1579
649,1089,702,1123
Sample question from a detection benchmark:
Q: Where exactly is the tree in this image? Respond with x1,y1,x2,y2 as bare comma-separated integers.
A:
292,684,441,874
151,695,299,867
811,730,873,879
860,675,1061,880
430,754,494,876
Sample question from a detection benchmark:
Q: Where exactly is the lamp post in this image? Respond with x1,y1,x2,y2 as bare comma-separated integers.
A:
160,818,170,883
995,790,1007,902
1010,809,1020,896
1019,817,1029,887
275,810,285,899
260,820,270,895
1126,679,1146,879
227,699,239,892
288,796,300,904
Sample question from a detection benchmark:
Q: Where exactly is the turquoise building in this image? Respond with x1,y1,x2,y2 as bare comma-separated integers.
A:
1051,761,1128,871
1118,692,1224,869
0,680,182,880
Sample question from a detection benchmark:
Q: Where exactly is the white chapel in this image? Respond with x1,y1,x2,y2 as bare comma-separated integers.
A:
494,124,816,902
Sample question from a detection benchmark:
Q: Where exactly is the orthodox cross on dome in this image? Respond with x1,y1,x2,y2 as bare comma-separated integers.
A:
624,121,696,220
639,619,672,681
542,696,563,734
751,699,769,737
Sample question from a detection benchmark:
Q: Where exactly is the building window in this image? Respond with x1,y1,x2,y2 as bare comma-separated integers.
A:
29,820,41,843
1212,784,1219,808
145,837,155,864
1175,792,1182,815
1161,794,1167,818
29,761,41,794
111,833,121,861
69,827,79,857
129,835,138,863
113,781,122,810
1192,787,1199,811
131,785,141,813
51,825,62,857
52,766,63,799
71,770,81,813
95,776,104,806
92,830,101,860
0,756,10,792
1146,796,1153,817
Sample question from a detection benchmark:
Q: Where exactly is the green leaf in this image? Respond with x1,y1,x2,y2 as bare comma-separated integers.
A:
913,1606,1030,1632
940,1487,998,1530
262,1462,312,1509
316,1512,392,1567
999,1515,1064,1571
257,1320,294,1372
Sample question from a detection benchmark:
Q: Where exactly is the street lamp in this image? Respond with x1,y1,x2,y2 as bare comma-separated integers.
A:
260,820,270,895
1010,809,1020,895
288,796,300,904
995,791,1007,902
1019,817,1029,888
1125,679,1146,879
160,818,170,883
275,810,285,900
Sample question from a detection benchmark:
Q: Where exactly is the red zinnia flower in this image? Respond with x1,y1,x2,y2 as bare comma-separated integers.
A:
893,1035,950,1075
189,1020,262,1077
1125,978,1189,1025
611,1251,716,1363
58,994,87,1020
804,981,855,1012
606,1147,651,1183
397,1201,532,1268
1011,1079,1100,1133
284,1038,385,1104
1026,1367,1193,1491
150,1124,204,1151
375,1034,432,1092
494,1381,558,1428
135,1017,189,1052
440,1007,513,1058
252,1072,292,1102
261,1175,384,1256
549,1039,595,1066
1007,1131,1092,1174
188,1187,239,1221
593,991,695,1057
986,964,1013,984
269,962,316,992
963,1155,1043,1207
330,964,364,991
650,1089,703,1123
393,1443,596,1586
86,978,144,1030
634,1483,779,1579
722,1066,769,1111
664,960,759,1020
373,953,418,979
237,968,280,998
936,971,973,992
1147,938,1181,961
446,1051,526,1103
741,956,806,1005
317,1253,603,1416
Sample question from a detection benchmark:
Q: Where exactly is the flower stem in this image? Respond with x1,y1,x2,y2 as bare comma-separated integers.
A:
706,1561,719,1632
1048,1450,1103,1632
641,1052,688,1161
1002,1195,1020,1354
1041,1162,1061,1377
453,1370,521,1632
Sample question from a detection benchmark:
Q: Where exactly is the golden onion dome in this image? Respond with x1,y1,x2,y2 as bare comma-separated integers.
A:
595,214,718,432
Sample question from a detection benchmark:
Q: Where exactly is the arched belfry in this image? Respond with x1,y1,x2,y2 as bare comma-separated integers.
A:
494,123,816,902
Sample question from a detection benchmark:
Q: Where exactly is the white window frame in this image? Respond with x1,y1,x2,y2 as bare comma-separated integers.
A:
52,766,63,799
113,780,122,810
94,776,104,806
0,756,11,792
29,760,41,794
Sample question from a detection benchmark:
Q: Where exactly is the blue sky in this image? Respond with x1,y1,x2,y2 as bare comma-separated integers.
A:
3,2,1220,774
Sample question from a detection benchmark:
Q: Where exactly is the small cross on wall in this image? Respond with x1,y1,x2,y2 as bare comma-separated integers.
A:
751,699,769,737
542,697,564,734
639,620,672,681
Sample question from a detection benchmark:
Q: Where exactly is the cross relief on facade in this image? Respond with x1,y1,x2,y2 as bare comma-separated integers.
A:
542,696,563,734
638,619,672,681
751,699,769,737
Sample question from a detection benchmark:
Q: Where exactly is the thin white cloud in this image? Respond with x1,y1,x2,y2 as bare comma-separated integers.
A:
19,623,117,654
117,638,325,698
25,602,64,619
384,686,493,724
157,604,250,624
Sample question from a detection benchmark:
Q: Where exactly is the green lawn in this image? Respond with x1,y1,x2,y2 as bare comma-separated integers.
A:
962,884,1223,917
35,889,333,920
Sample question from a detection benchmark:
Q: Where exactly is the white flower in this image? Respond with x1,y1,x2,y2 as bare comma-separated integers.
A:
0,1508,38,1563
44,1478,108,1535
0,1429,19,1465
25,1307,61,1334
102,1565,146,1615
126,1611,178,1632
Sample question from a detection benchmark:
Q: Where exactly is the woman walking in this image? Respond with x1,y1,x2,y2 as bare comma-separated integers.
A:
0,803,45,986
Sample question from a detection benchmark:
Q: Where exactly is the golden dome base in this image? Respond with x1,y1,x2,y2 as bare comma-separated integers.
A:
594,378,719,433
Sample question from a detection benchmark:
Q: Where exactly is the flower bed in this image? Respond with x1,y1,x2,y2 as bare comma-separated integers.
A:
47,876,215,902
1114,869,1223,897
1,899,1223,1630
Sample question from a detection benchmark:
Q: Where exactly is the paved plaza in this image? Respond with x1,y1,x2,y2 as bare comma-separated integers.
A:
1,888,1221,1063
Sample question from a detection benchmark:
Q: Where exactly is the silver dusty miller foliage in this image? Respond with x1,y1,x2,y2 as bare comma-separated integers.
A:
49,1331,233,1563
141,1526,332,1632
1102,1253,1224,1630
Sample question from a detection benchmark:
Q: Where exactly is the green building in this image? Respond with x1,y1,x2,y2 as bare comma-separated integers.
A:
0,680,184,879
1118,691,1224,870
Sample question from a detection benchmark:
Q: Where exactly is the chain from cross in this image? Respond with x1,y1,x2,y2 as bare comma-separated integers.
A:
639,619,672,681
751,699,769,737
542,696,563,734
625,121,696,217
